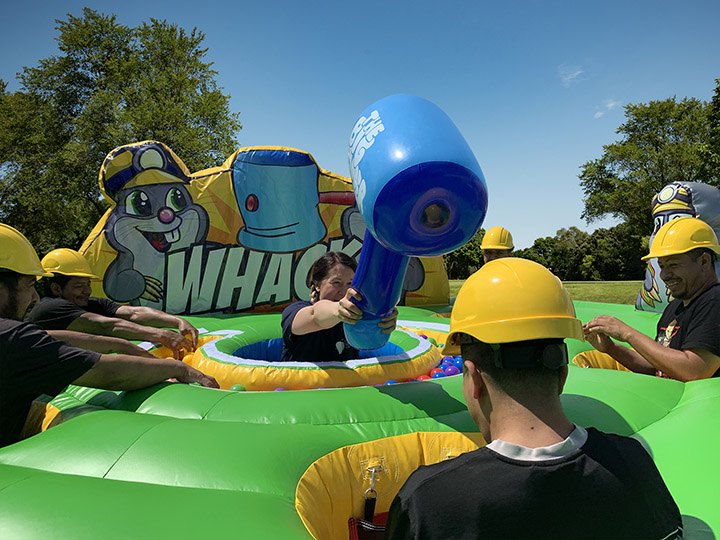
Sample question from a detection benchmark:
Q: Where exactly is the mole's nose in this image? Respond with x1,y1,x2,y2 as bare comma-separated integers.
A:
158,207,175,224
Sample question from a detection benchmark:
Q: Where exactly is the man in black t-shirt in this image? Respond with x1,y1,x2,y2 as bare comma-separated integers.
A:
0,224,218,448
384,259,682,540
28,248,199,359
583,217,720,381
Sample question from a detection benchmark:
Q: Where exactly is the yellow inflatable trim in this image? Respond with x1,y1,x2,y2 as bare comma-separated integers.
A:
572,350,633,372
296,431,486,540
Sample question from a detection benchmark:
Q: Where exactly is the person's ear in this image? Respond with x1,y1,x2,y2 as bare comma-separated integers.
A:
464,360,484,400
558,365,569,395
49,282,62,297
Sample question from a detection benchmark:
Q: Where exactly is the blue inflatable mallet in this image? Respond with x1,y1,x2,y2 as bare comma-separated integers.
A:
345,94,488,349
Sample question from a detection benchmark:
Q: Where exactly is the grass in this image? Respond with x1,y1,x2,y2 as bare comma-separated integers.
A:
449,280,643,305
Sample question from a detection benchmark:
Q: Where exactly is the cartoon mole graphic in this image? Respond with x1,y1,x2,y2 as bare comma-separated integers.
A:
100,142,209,308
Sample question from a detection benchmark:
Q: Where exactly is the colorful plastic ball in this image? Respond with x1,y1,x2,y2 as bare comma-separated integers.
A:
416,375,431,381
274,387,286,391
430,368,445,377
442,356,453,362
229,384,246,392
431,371,447,378
453,358,463,369
418,334,428,339
444,366,461,376
384,380,398,385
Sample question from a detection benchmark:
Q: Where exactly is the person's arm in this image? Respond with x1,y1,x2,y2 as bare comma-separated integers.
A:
114,306,199,347
291,288,363,335
72,353,219,390
67,312,193,359
583,316,720,381
46,330,155,358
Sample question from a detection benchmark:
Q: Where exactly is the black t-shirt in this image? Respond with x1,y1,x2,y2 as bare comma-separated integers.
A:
280,301,359,362
0,319,100,447
385,428,682,540
27,296,121,331
656,283,720,377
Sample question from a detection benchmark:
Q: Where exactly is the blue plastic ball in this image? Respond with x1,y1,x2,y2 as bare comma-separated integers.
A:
431,371,447,378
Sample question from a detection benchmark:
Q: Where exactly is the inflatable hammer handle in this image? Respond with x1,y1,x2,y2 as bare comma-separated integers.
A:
343,231,409,350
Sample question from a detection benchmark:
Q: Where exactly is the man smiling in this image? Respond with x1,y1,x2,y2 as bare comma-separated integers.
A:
583,217,720,381
27,248,198,359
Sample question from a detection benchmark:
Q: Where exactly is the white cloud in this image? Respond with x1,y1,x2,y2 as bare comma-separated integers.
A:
593,98,621,119
558,64,584,87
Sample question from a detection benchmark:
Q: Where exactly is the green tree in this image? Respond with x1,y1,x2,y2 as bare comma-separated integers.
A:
0,8,241,254
698,78,720,183
514,236,556,269
582,223,646,281
444,228,485,279
579,96,713,239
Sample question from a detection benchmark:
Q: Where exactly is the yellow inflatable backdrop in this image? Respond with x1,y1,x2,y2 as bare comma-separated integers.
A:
80,141,449,315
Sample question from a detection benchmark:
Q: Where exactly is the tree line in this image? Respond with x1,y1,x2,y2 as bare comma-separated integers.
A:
0,9,718,279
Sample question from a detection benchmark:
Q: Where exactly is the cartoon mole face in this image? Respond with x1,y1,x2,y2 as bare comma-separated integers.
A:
109,182,208,254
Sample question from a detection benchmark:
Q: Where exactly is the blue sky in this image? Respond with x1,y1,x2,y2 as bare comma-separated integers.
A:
2,0,718,249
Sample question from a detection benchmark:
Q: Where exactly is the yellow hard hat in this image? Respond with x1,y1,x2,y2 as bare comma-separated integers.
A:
41,249,99,278
444,258,582,354
641,217,720,261
0,223,52,277
481,226,514,250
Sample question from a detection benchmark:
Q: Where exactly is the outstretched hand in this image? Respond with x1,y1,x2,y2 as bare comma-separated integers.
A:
177,364,219,388
583,316,632,353
176,318,199,348
158,330,196,360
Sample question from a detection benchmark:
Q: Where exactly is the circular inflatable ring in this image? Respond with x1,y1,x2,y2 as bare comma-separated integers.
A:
184,314,442,390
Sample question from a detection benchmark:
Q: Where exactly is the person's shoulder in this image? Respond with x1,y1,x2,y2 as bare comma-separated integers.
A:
281,300,312,320
282,300,312,313
0,319,50,347
400,448,488,495
27,297,78,319
700,283,720,303
0,317,26,334
583,427,653,461
87,297,120,313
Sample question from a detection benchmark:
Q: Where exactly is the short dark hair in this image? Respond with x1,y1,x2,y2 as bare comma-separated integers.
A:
308,252,357,301
687,247,718,266
37,274,72,298
461,338,564,394
0,270,21,292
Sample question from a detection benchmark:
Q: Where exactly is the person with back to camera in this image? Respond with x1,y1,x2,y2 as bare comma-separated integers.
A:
0,224,219,448
480,226,513,263
281,252,398,362
384,258,682,539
